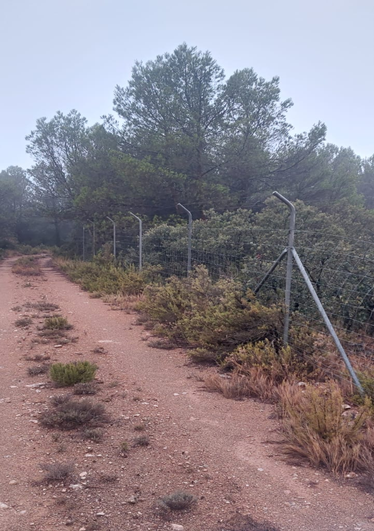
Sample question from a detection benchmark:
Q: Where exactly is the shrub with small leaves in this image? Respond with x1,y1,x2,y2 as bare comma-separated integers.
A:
40,398,107,430
50,361,97,386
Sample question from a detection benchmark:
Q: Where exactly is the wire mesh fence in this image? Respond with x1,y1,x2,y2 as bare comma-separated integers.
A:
72,198,374,392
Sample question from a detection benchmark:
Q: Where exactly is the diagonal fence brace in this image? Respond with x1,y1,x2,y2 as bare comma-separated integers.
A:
292,248,364,395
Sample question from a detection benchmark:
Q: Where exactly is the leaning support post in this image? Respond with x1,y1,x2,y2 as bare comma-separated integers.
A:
129,212,143,271
273,191,296,345
292,248,364,395
177,203,192,274
254,248,288,294
106,217,116,259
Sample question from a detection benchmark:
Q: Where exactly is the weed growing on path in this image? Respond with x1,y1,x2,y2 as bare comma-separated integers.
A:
50,361,97,386
28,365,49,376
15,317,33,328
73,382,98,395
133,434,150,446
40,462,74,482
40,398,107,430
158,491,197,511
25,301,60,312
43,316,72,330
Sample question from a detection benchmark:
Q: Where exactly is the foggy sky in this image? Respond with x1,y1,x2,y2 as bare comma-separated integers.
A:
1,0,373,171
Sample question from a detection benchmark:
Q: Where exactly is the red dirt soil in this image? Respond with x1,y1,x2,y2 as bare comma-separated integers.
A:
0,256,374,531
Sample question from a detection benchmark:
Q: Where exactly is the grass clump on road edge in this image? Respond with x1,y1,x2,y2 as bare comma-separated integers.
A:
279,381,374,475
12,256,42,276
50,361,97,386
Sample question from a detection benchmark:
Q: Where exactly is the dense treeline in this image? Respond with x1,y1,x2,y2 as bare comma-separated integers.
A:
1,43,374,249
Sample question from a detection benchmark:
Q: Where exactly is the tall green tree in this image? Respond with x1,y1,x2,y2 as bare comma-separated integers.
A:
0,166,31,245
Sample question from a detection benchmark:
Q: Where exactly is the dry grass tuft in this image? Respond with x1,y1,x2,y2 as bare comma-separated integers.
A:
40,398,107,430
80,428,104,442
28,364,50,376
133,434,150,447
205,368,279,402
25,301,60,312
15,317,33,328
279,381,374,474
40,461,74,482
12,257,42,276
73,382,98,395
218,514,280,531
158,491,197,511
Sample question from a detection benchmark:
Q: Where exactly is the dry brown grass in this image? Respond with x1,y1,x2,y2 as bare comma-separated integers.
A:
158,491,197,511
25,301,60,312
40,397,107,430
15,317,33,328
101,293,143,312
218,514,280,531
205,368,280,402
12,257,42,276
279,381,374,475
40,461,74,482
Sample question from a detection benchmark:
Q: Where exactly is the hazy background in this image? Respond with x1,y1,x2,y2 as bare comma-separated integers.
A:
1,0,373,170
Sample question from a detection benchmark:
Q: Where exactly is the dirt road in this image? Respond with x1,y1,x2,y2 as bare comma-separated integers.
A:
0,256,373,531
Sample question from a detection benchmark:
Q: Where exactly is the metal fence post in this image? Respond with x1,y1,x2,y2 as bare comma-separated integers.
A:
272,192,295,345
177,203,192,274
82,227,86,261
129,212,143,271
107,217,116,259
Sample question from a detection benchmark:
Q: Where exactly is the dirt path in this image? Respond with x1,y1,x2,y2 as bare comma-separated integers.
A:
1,256,374,531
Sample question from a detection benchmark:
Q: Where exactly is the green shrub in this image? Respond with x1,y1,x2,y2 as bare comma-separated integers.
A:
355,370,374,403
50,361,97,386
226,339,313,383
55,258,151,296
138,266,282,362
44,316,72,330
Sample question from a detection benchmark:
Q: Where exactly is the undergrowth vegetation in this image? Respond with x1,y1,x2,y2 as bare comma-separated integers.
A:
40,396,107,430
138,266,283,361
279,382,374,474
12,256,42,276
55,257,159,296
52,255,374,477
50,361,97,386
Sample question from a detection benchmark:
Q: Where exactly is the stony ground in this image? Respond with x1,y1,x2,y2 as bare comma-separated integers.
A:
0,255,374,531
